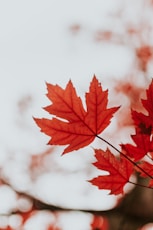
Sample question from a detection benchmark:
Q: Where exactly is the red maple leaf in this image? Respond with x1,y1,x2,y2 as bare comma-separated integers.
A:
121,131,153,162
141,79,153,118
132,79,153,132
34,76,119,154
89,149,133,195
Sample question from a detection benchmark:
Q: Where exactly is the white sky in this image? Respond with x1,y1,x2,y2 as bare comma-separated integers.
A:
0,0,153,229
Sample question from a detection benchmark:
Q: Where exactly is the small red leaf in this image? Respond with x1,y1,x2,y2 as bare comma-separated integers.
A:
89,149,133,195
141,79,153,117
121,131,153,162
132,80,153,132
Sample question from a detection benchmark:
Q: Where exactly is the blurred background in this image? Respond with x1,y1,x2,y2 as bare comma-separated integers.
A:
0,0,153,229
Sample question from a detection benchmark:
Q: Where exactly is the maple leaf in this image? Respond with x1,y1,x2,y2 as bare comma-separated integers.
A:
89,149,133,195
34,76,119,154
132,79,153,132
121,130,153,162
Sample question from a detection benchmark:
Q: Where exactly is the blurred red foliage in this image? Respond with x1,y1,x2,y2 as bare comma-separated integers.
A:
136,45,153,71
90,215,109,230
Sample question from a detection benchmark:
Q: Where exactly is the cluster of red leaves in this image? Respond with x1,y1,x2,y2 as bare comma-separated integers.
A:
35,75,153,196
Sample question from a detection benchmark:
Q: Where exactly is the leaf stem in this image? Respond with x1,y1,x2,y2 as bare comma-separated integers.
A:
96,135,153,181
128,181,153,189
